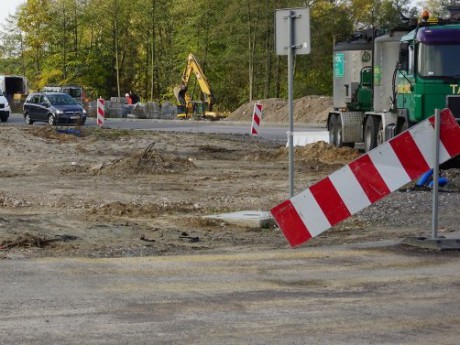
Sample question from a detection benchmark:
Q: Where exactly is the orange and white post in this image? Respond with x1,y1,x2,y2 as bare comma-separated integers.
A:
97,97,105,127
250,103,263,135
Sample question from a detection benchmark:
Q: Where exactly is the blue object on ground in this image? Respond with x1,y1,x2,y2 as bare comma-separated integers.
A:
416,169,433,187
428,177,448,188
417,169,449,188
56,128,82,136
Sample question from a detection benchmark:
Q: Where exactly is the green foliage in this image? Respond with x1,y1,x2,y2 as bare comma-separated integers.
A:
2,0,410,110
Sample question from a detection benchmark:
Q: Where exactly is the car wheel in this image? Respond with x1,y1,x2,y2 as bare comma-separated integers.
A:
48,114,55,126
0,116,7,123
24,113,33,125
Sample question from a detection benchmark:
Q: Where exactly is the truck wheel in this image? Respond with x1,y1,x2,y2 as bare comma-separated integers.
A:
329,114,338,146
364,116,380,152
336,116,354,148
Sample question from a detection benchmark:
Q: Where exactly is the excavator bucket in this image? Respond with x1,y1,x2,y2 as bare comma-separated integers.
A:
173,86,187,106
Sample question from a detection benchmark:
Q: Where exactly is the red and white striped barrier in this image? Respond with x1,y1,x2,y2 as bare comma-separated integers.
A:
271,109,460,247
97,98,105,127
250,103,263,135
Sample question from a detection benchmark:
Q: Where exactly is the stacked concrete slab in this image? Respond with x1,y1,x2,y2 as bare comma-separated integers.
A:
86,99,178,120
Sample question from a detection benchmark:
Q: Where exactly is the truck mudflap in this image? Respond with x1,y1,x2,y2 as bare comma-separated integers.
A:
446,96,460,124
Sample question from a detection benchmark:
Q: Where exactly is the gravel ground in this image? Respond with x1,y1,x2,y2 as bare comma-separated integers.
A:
0,125,459,259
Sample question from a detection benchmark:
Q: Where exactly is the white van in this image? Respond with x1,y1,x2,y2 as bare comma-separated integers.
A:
0,89,11,122
0,75,28,101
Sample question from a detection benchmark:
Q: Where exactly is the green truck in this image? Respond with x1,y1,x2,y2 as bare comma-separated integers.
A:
328,6,460,152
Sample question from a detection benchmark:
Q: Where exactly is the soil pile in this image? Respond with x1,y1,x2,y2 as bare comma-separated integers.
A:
295,141,360,164
28,126,82,142
100,149,195,176
272,141,360,165
227,96,332,123
89,201,197,218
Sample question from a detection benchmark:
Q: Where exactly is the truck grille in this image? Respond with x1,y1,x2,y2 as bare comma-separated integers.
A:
0,104,4,109
446,96,460,121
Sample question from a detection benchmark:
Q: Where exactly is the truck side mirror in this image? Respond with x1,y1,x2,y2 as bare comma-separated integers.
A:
398,42,409,71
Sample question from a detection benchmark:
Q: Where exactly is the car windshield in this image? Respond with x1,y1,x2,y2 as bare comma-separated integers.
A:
418,43,460,78
47,94,78,106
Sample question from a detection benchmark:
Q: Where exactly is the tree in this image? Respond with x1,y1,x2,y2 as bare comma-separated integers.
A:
0,0,375,109
17,0,53,84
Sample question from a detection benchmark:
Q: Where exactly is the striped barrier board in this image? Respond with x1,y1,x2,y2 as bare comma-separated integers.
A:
97,98,105,127
251,103,263,135
270,109,460,247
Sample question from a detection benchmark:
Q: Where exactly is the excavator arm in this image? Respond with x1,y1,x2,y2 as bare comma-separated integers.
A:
174,54,215,117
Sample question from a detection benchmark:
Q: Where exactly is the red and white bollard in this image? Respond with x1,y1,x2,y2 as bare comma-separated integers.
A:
250,103,263,135
97,97,105,127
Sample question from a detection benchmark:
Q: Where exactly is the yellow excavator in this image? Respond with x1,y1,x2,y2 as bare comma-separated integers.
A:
173,54,223,119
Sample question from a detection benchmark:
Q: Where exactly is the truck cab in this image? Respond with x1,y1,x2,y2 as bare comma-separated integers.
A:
329,6,460,153
396,10,460,126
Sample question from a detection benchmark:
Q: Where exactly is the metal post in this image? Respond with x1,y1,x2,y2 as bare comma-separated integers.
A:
287,11,295,197
432,108,440,239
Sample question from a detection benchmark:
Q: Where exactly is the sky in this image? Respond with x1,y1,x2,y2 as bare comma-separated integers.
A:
1,0,25,25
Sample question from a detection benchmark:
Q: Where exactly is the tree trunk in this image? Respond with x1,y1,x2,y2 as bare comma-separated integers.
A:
150,0,156,100
114,0,121,97
247,0,254,102
74,0,78,58
63,2,67,80
264,0,273,99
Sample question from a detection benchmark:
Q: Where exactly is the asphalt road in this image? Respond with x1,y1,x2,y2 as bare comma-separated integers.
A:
6,113,326,142
1,243,459,344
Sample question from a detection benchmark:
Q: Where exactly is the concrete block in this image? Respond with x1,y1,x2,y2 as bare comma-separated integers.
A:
402,236,460,250
286,131,329,147
204,210,275,228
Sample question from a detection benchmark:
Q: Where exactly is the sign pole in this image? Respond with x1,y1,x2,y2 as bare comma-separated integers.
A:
432,108,440,238
275,7,310,198
287,11,295,197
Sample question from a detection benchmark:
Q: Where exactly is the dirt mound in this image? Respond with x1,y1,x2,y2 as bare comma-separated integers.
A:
27,127,82,142
227,96,332,123
100,148,196,176
88,201,197,218
273,141,360,165
295,141,360,164
0,233,78,249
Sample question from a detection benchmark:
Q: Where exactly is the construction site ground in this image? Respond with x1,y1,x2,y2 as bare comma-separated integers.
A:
0,96,460,259
1,97,460,344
